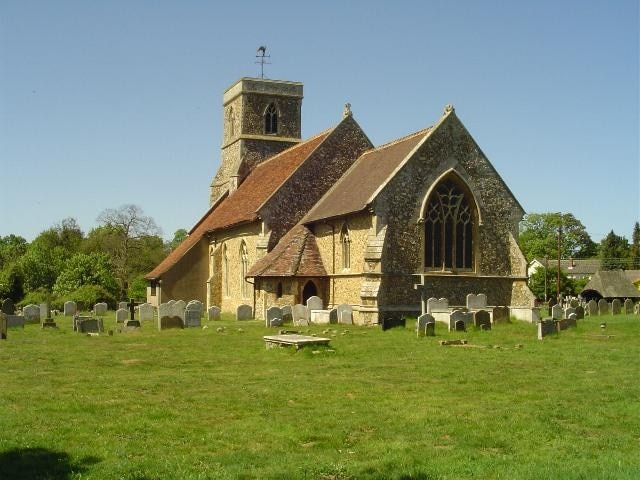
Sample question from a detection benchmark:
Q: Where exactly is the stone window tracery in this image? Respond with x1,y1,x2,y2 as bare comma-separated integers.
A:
340,223,351,270
240,241,249,298
264,103,278,134
424,177,475,271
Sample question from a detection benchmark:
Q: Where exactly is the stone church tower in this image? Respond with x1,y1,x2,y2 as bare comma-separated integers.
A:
209,77,303,205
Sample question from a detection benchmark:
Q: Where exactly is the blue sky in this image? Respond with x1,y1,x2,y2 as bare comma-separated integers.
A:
1,0,638,244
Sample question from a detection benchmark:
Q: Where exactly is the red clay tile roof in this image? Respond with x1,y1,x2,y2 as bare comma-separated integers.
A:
302,127,432,223
145,129,332,279
247,224,326,277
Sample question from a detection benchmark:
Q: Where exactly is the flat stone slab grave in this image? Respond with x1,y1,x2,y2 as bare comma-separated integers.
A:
263,334,331,350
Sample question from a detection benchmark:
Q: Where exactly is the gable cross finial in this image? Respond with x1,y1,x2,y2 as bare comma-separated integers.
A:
343,103,352,118
255,46,271,79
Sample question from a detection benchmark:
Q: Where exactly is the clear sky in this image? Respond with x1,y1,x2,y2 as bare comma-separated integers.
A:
1,0,638,244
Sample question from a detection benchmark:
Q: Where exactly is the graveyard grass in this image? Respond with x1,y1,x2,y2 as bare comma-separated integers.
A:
1,313,639,480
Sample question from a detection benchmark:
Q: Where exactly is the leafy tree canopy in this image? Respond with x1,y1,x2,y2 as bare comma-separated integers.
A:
528,265,575,300
53,252,118,298
168,229,188,251
599,230,630,270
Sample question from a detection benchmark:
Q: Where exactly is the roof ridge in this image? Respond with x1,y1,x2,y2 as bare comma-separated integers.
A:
369,126,433,152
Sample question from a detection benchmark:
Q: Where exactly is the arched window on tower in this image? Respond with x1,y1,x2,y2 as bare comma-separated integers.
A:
264,103,278,134
223,244,229,297
340,223,351,270
227,106,235,138
423,176,476,272
240,241,249,298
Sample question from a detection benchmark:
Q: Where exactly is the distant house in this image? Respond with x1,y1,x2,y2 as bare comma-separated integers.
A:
580,270,640,301
528,258,601,280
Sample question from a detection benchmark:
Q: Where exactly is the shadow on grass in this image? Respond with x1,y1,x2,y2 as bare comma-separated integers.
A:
0,447,100,479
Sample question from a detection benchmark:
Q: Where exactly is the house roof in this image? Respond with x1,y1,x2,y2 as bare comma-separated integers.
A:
581,270,640,299
531,258,601,275
302,127,433,223
247,224,326,277
145,128,332,280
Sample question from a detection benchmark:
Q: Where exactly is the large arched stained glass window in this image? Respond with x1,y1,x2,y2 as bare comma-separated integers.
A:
424,177,475,271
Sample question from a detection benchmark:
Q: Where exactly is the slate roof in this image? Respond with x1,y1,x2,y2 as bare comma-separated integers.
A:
145,129,331,280
581,270,640,299
532,258,601,275
247,224,326,277
302,127,433,223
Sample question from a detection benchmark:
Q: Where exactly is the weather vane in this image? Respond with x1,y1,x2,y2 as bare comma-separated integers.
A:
255,46,270,79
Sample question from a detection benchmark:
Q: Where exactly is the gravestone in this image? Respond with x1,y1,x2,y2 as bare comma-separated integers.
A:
63,301,77,317
167,300,176,308
124,319,141,330
1,298,15,315
310,310,331,325
94,302,108,316
416,313,435,337
329,308,338,324
306,296,323,311
564,307,576,319
160,316,183,330
184,307,201,328
336,303,353,324
186,299,203,312
236,304,253,320
611,299,621,315
73,315,92,331
537,320,557,339
454,319,466,332
426,297,448,314
116,308,128,323
0,313,6,339
473,310,491,330
269,317,283,327
574,305,585,320
265,306,283,327
635,303,640,315
425,321,435,336
172,300,186,321
569,298,579,308
208,306,221,321
492,306,510,324
381,316,406,331
449,310,473,331
78,318,103,333
598,299,609,316
6,315,25,328
624,298,633,314
39,303,50,321
281,305,293,323
566,313,577,328
551,304,563,320
139,303,154,322
466,293,487,310
22,304,40,323
292,304,309,326
586,300,598,316
118,301,128,311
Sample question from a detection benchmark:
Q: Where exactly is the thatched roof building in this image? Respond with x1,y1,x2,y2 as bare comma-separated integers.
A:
581,270,640,301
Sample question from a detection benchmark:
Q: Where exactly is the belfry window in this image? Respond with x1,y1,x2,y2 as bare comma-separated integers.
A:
424,177,475,271
240,241,249,298
265,103,278,134
340,224,351,270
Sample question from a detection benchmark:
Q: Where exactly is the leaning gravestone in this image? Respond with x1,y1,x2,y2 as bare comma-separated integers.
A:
63,301,77,317
427,297,448,314
281,305,293,323
116,308,128,323
624,298,633,314
336,303,353,324
208,306,221,321
22,304,40,323
416,313,435,337
94,302,108,317
537,320,557,339
306,296,323,311
492,306,510,324
0,313,7,339
139,303,154,322
466,293,487,310
611,299,621,315
292,304,309,326
551,304,563,320
574,305,585,320
236,304,253,321
449,310,472,331
598,299,609,316
1,298,15,315
473,310,491,330
587,300,598,316
265,306,283,327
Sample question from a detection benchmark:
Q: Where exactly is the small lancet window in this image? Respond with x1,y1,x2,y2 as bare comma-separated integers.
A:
424,177,475,271
276,282,283,298
265,103,278,134
340,224,351,270
240,241,249,298
227,107,235,137
223,244,230,297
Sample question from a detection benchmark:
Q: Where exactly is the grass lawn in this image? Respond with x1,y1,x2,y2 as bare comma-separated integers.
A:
0,311,639,479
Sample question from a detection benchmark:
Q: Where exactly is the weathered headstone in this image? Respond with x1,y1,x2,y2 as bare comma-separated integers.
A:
454,319,466,332
94,302,108,317
566,313,577,328
473,310,491,330
160,316,183,330
586,300,598,316
281,305,293,323
22,304,40,323
292,304,309,325
537,319,557,339
306,296,323,311
551,304,563,320
310,310,331,325
329,308,338,324
118,301,128,311
63,301,77,317
78,318,103,333
416,313,435,337
184,307,201,328
265,306,283,327
139,303,154,322
6,315,25,328
635,303,640,315
116,308,128,323
575,305,585,320
449,310,472,331
236,304,253,321
598,299,609,316
208,306,221,321
269,317,283,327
466,293,487,310
425,321,435,336
124,319,141,330
611,299,621,315
172,300,186,321
1,298,15,315
381,316,406,331
426,297,448,314
624,298,633,314
0,312,6,339
336,303,353,324
492,306,510,324
564,307,576,319
39,303,49,322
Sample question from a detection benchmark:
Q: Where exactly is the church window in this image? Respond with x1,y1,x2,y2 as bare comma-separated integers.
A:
276,282,283,298
340,224,351,270
227,107,235,137
240,241,249,298
264,103,278,134
223,244,229,297
150,281,157,297
423,177,475,271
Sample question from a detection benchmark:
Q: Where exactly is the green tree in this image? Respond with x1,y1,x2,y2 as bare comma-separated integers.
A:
518,212,597,261
53,252,118,298
599,230,630,270
0,235,28,300
630,222,640,269
528,265,575,300
168,228,188,251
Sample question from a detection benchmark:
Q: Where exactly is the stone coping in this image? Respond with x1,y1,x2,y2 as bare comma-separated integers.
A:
263,334,331,350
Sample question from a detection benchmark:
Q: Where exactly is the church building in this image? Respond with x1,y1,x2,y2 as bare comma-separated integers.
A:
145,76,535,323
